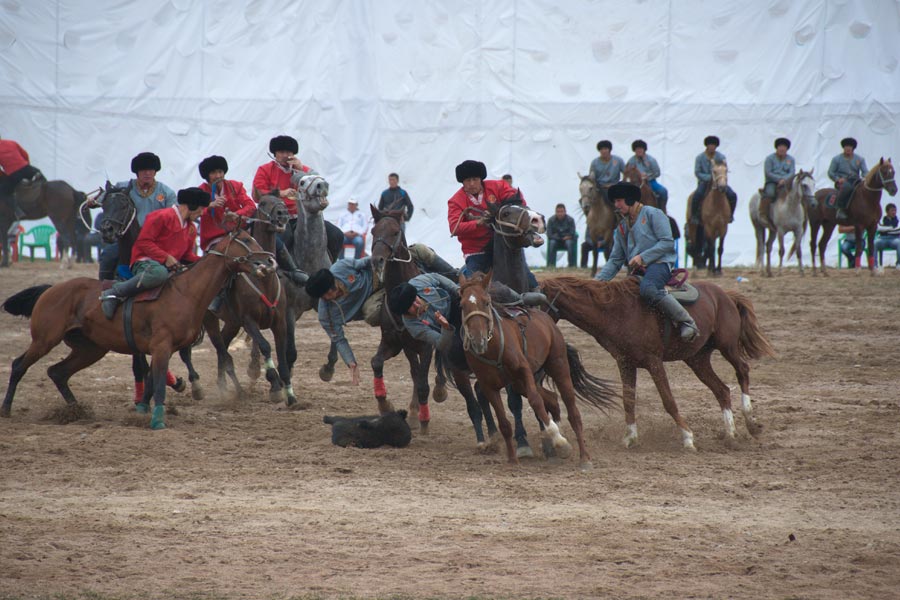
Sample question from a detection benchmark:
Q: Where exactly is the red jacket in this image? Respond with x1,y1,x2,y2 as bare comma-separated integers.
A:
132,206,201,266
0,140,30,175
252,161,313,216
447,179,524,256
198,180,256,250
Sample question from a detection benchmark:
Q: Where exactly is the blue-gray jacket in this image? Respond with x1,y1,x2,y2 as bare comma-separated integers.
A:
827,153,868,183
764,153,796,184
596,205,675,281
317,258,375,366
400,273,459,353
115,179,177,226
626,154,662,181
694,151,726,183
589,155,626,186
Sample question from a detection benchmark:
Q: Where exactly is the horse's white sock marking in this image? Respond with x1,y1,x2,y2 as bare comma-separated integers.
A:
722,408,736,437
265,358,275,370
741,393,753,417
286,384,294,397
624,423,638,447
468,294,477,304
681,428,695,449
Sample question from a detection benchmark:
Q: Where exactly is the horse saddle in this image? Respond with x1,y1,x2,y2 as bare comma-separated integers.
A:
496,304,530,320
99,277,168,303
13,171,46,206
813,191,838,211
632,268,699,305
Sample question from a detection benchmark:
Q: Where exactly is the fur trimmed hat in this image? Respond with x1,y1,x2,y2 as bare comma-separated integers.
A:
774,137,791,149
198,155,228,181
177,187,211,210
269,135,299,154
387,283,418,315
703,135,720,147
305,268,336,298
608,182,642,207
631,139,647,151
840,137,857,149
130,152,161,174
596,140,612,151
455,160,487,183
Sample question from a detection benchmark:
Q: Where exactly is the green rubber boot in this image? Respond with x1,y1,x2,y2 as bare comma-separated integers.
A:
134,402,150,414
150,405,166,430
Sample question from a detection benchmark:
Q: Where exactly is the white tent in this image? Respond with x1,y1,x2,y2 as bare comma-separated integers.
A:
3,0,898,266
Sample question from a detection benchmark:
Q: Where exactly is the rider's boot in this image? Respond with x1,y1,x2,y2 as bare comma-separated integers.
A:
99,277,143,320
656,295,700,342
521,292,549,307
275,246,309,285
208,288,227,312
758,196,773,228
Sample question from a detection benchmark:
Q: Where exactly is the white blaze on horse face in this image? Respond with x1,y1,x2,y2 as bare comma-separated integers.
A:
722,408,736,438
468,294,477,305
527,209,546,234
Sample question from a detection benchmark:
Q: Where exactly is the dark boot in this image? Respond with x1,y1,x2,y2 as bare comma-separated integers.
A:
208,288,227,312
521,292,549,307
99,277,143,320
656,295,699,342
690,194,702,225
276,246,309,285
758,197,773,228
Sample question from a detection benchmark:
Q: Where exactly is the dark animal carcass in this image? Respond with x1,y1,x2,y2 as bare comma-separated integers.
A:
323,410,412,448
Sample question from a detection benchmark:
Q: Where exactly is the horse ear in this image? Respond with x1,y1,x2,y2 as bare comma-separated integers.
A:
880,157,884,165
577,171,583,180
809,167,814,176
371,204,381,221
483,269,492,287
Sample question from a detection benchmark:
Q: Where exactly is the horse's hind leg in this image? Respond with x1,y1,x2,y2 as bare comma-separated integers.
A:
617,362,639,448
178,346,203,401
432,352,448,403
483,385,518,465
684,351,740,445
1,325,70,417
545,354,591,467
403,345,433,432
514,366,572,460
47,341,108,410
319,342,338,382
717,344,762,437
244,320,283,403
646,360,695,450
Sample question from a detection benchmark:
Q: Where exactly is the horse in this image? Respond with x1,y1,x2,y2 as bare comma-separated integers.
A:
749,169,813,277
1,229,274,424
459,271,617,467
202,195,299,405
808,158,896,276
578,174,616,277
686,161,730,274
622,164,659,210
0,175,87,268
539,276,775,450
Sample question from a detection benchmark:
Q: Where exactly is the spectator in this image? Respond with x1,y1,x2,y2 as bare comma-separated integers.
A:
377,172,414,229
501,174,513,186
875,203,900,268
546,203,577,268
337,198,368,259
838,224,869,266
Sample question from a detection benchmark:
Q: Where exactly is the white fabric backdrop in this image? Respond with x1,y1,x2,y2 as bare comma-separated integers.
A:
2,0,899,267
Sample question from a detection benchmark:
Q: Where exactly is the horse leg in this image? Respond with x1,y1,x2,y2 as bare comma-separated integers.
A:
219,319,246,400
717,342,762,437
483,385,517,465
777,231,786,275
617,362,639,448
371,338,402,414
403,344,433,433
544,354,591,467
684,351,739,446
276,314,303,408
432,352,448,403
765,229,775,277
716,235,725,275
454,371,487,448
47,341,108,411
818,224,834,277
505,387,539,458
131,354,149,407
244,320,283,403
474,381,500,447
795,228,805,276
646,360,694,450
319,342,339,382
809,224,819,275
178,346,203,401
514,366,572,460
867,225,878,274
248,339,261,382
148,351,172,430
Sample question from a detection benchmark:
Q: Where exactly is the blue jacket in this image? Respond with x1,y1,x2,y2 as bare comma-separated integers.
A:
764,153,796,184
694,151,726,183
589,155,626,185
317,258,375,366
115,179,177,226
828,153,868,183
596,205,675,280
626,154,662,181
400,273,459,353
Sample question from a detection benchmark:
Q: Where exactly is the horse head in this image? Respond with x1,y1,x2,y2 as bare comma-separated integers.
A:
255,194,290,234
97,181,136,244
488,192,546,248
296,175,330,214
623,164,644,187
369,205,410,283
208,229,276,279
873,158,897,197
459,270,494,356
712,161,728,192
793,169,816,205
578,174,598,216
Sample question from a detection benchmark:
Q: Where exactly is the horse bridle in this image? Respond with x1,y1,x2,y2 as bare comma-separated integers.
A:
462,300,496,351
98,190,137,239
863,164,896,192
371,215,412,263
206,231,276,267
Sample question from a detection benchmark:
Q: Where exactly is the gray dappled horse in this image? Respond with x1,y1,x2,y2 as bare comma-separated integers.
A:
749,169,814,277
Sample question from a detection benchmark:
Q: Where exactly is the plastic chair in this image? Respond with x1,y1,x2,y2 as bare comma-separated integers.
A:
837,233,872,268
342,233,367,258
19,224,56,262
8,224,24,262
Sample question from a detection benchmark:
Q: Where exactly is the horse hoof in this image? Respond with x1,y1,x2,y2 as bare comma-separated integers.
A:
554,441,573,460
269,390,285,404
318,365,334,382
0,407,10,418
579,460,594,472
171,377,187,393
191,385,204,402
516,445,535,459
288,398,312,410
432,385,447,403
377,398,395,415
746,420,764,437
623,435,639,449
723,435,740,450
419,420,429,435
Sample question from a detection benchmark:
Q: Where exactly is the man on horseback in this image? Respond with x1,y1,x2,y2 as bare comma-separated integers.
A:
757,137,796,228
0,134,43,220
588,140,625,206
596,182,699,342
99,187,211,321
626,140,668,212
828,137,868,221
689,136,738,225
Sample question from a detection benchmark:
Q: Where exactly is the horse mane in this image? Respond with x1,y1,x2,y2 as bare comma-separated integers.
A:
541,276,639,307
864,160,884,183
375,208,406,223
499,190,524,207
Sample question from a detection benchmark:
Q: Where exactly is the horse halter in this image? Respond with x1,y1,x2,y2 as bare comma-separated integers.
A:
253,199,289,230
863,163,896,192
461,300,495,353
371,215,412,263
207,230,276,268
98,189,137,239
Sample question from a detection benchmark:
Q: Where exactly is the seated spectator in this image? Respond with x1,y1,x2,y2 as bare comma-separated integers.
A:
875,203,900,268
838,224,869,266
581,228,606,269
337,198,368,259
546,203,576,268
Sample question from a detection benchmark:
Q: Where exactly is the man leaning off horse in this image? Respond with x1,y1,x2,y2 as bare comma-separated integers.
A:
758,137,796,228
595,182,699,342
0,133,42,220
689,135,738,225
828,137,868,221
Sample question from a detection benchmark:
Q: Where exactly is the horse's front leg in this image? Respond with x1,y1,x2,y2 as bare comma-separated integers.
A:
515,368,572,460
371,337,402,414
854,225,864,271
402,344,431,433
646,360,694,450
148,350,172,430
618,361,639,448
482,384,517,465
244,319,283,403
277,312,305,408
178,346,203,401
319,342,339,382
866,225,878,273
777,232,786,274
505,387,538,458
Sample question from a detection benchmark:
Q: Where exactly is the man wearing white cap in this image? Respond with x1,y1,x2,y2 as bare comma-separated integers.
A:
337,198,368,259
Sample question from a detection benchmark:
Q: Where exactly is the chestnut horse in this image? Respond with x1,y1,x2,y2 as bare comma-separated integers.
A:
622,164,658,209
808,158,896,276
686,161,730,274
578,174,616,277
540,276,775,450
460,271,617,467
1,229,273,423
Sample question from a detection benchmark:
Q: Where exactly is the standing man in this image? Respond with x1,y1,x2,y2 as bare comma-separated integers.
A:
626,139,669,212
545,203,577,268
588,140,625,205
0,134,41,219
758,138,796,228
337,198,369,259
501,174,513,187
828,137,868,221
689,135,738,225
377,172,414,228
595,182,699,342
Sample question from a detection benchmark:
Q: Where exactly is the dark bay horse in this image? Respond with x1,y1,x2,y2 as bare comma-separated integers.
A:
622,164,658,209
540,276,775,449
686,161,730,274
808,158,896,276
2,230,273,424
578,174,615,276
0,175,87,267
460,271,617,467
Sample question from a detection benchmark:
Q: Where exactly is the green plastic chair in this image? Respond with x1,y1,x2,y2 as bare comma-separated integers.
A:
19,224,56,262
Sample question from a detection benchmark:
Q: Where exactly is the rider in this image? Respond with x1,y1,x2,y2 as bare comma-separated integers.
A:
689,135,738,225
626,139,669,212
0,134,42,220
595,182,699,342
828,137,868,221
446,159,539,290
758,137,796,228
588,140,625,206
97,152,178,281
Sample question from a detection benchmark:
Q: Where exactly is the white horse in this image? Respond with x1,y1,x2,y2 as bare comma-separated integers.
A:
749,169,814,277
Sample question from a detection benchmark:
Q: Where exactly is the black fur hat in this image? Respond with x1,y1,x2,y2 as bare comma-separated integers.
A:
596,140,612,152
177,187,211,210
840,137,857,149
704,135,720,147
774,137,791,150
198,155,228,181
387,283,417,315
455,160,487,183
130,152,161,174
269,135,299,154
631,139,647,151
305,268,336,298
608,182,642,207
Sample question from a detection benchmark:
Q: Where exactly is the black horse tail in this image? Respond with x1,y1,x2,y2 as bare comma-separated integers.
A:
560,343,619,411
3,285,52,318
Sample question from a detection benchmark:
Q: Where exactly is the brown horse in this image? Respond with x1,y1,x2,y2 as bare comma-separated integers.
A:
622,164,658,209
686,161,730,274
0,175,87,268
578,174,616,276
540,276,775,450
808,158,896,276
459,271,617,467
1,229,273,425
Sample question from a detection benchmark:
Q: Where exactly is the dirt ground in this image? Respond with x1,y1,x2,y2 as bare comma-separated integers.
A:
0,260,899,600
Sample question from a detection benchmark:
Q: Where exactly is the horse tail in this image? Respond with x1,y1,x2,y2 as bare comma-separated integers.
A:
2,285,52,318
726,291,776,360
560,343,619,411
